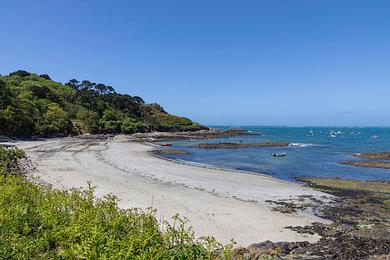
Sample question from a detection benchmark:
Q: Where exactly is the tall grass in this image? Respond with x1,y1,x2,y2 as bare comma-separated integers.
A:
0,147,232,259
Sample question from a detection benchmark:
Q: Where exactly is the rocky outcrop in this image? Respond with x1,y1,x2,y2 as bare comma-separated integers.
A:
232,178,390,259
354,152,390,160
131,128,256,141
341,160,390,169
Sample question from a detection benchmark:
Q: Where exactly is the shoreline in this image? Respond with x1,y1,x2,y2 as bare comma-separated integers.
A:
149,148,301,186
153,149,390,184
11,135,332,246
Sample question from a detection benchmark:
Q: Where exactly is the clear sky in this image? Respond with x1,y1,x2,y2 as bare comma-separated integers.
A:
1,0,389,126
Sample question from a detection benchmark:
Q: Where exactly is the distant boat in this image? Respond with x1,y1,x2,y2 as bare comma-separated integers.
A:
371,135,379,139
330,134,336,138
272,153,286,157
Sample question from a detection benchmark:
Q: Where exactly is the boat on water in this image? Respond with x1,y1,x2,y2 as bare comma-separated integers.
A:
272,153,286,157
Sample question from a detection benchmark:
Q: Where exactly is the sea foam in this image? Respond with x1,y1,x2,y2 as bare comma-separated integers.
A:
288,143,315,147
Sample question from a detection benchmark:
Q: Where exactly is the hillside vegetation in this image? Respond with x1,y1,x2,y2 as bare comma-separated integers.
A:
0,70,207,137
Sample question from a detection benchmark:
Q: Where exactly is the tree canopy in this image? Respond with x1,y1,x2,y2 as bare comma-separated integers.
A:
0,70,207,137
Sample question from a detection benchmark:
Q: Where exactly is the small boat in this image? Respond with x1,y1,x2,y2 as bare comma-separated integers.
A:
272,153,286,157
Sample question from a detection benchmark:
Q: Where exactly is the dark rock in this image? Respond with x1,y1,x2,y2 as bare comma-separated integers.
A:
233,247,250,259
150,149,189,156
248,240,276,251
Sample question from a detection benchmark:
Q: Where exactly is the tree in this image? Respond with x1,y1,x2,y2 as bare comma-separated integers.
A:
80,80,94,91
84,111,100,133
39,74,51,80
41,104,71,135
99,109,123,133
0,79,12,108
66,79,80,90
133,96,145,104
9,70,31,77
95,83,108,95
106,85,115,93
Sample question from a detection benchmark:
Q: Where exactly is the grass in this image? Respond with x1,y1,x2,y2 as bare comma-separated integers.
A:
0,147,233,259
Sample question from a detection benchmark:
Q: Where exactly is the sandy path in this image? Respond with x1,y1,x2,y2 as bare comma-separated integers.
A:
14,136,331,246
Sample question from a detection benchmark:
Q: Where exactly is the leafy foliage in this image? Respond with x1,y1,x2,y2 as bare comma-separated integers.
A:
0,147,231,259
0,71,207,136
0,147,26,176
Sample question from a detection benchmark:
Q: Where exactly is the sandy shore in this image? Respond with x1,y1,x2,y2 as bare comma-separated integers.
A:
13,136,331,246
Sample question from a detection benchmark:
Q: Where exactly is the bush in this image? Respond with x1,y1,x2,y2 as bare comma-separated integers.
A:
0,147,26,176
35,103,71,135
121,118,147,133
99,109,123,133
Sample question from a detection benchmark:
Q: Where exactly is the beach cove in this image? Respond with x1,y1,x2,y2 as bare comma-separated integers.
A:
14,135,331,246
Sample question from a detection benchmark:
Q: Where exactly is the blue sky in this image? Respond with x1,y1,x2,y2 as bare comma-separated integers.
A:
1,0,389,126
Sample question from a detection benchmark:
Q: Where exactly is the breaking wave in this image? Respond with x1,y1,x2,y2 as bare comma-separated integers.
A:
288,143,316,147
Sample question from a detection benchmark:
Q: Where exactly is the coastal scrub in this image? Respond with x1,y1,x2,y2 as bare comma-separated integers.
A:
0,147,231,259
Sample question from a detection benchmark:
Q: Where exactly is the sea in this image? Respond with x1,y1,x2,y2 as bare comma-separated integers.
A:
160,126,390,182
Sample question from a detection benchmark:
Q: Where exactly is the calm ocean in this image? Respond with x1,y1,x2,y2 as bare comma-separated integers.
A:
161,126,390,182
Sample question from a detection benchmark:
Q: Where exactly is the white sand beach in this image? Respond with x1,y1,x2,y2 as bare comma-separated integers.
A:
14,136,331,246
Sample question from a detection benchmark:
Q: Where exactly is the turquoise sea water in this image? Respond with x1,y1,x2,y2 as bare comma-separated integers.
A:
162,126,390,182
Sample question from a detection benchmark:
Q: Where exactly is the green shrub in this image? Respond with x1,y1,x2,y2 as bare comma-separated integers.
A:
99,109,123,133
121,118,148,133
0,147,26,176
0,177,232,259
